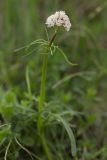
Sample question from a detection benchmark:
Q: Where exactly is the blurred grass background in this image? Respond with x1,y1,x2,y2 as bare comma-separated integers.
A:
0,0,107,159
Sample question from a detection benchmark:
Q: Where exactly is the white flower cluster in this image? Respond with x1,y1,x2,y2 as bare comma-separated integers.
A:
46,11,71,31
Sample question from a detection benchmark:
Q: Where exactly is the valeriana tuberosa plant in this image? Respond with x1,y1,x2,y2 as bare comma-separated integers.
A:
14,11,77,160
38,11,76,160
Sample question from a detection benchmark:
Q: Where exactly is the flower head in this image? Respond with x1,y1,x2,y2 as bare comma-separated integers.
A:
46,11,71,31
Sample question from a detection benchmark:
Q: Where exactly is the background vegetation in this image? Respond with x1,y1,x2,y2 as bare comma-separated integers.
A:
0,0,107,159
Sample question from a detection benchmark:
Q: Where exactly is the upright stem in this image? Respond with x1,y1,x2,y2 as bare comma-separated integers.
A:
38,53,48,132
39,55,48,107
37,30,57,160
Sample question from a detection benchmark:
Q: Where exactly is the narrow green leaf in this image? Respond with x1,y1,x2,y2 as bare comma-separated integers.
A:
56,47,77,66
26,67,31,95
56,115,76,156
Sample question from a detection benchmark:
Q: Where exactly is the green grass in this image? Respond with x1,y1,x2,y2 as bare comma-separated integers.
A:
0,0,107,159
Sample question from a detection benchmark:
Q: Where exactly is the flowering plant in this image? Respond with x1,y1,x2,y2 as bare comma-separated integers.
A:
0,11,77,160
36,11,77,160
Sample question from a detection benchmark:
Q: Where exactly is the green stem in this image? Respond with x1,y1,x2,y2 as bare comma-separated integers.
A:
38,53,48,132
37,30,57,160
41,134,52,160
